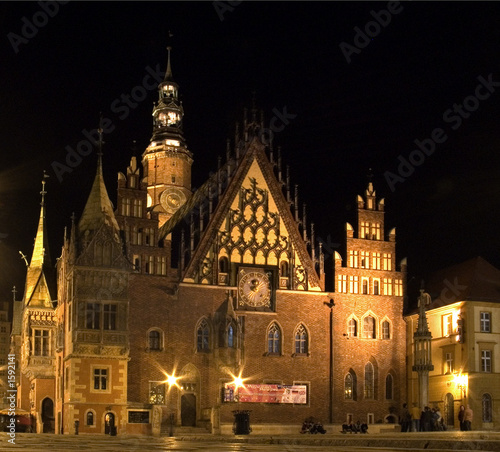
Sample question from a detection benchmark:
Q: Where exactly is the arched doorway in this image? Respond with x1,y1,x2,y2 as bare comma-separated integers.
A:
444,393,454,427
104,412,115,434
41,398,54,433
181,394,196,426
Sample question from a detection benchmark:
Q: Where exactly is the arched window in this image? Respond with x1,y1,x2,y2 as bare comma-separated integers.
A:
483,393,493,423
294,324,308,354
267,323,281,355
373,280,380,295
219,256,229,273
149,330,161,350
385,374,393,400
197,320,210,351
382,320,390,339
345,371,357,400
348,318,357,337
86,411,94,426
362,279,368,294
363,316,376,339
364,362,374,399
227,325,234,348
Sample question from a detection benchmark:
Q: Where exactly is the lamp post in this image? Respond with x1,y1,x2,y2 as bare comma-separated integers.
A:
324,299,334,424
164,372,180,437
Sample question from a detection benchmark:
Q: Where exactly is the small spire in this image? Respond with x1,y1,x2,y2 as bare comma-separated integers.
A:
165,46,173,82
40,170,49,207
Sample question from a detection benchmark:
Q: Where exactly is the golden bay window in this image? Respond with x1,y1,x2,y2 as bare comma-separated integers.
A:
33,329,50,356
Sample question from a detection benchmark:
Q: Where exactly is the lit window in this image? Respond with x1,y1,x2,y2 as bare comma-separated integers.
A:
348,318,357,337
94,368,108,390
349,276,359,294
480,312,491,333
156,256,167,275
345,371,356,400
338,275,347,293
443,314,452,337
481,350,492,373
394,279,403,296
294,324,308,354
149,381,166,405
267,323,281,355
382,321,390,339
360,251,369,268
363,316,376,339
445,352,453,374
372,253,381,270
122,198,130,216
349,251,359,268
383,278,393,295
383,253,392,270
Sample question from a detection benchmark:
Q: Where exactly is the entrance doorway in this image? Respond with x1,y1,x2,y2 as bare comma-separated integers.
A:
181,393,196,426
104,412,115,434
444,393,454,427
41,398,54,433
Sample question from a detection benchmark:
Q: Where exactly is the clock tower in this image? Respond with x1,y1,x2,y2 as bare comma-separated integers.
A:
143,47,192,226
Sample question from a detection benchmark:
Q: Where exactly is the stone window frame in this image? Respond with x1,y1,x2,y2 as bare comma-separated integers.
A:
90,365,111,394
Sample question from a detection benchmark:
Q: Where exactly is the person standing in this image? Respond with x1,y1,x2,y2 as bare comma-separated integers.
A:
400,403,411,432
458,405,465,431
411,403,421,432
464,405,473,431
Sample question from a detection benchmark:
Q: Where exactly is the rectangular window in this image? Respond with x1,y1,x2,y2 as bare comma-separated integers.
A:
481,350,492,372
442,314,452,337
480,312,491,333
121,198,130,216
383,278,393,295
93,368,108,390
337,275,347,293
371,223,381,240
33,329,50,356
103,304,117,330
394,279,403,296
382,253,392,271
445,352,453,374
156,256,167,275
132,199,143,218
360,251,369,268
149,381,166,404
86,303,100,329
349,251,359,268
372,253,381,270
349,276,359,294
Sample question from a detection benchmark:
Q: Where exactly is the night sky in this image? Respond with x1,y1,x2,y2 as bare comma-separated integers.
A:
1,2,500,304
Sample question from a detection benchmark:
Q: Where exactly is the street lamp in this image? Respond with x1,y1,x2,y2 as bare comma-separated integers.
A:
163,371,181,436
453,372,468,399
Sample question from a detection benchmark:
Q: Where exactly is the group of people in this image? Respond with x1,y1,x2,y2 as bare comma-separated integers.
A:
300,418,326,434
400,402,473,432
341,420,368,434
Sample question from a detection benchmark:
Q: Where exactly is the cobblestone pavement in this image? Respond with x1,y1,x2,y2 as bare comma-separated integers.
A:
1,432,499,452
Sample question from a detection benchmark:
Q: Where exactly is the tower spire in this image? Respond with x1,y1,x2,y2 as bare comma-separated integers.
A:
165,46,173,82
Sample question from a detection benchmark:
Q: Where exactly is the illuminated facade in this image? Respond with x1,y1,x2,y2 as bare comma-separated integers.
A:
12,49,408,434
405,257,500,430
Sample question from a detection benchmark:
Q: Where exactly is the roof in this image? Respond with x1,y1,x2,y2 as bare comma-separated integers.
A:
425,256,500,309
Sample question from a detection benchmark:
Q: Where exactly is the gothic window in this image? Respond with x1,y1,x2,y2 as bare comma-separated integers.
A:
103,304,117,330
294,324,308,354
93,368,108,390
197,320,210,351
480,312,491,333
348,318,357,337
481,350,492,372
86,411,94,426
373,279,380,295
267,323,281,355
227,325,234,348
345,372,357,400
363,316,376,339
149,330,161,350
86,303,100,329
385,374,393,400
382,321,390,339
33,329,50,356
149,381,166,405
482,393,493,423
364,362,374,399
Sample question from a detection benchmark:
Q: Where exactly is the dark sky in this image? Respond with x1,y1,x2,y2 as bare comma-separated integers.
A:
1,1,500,301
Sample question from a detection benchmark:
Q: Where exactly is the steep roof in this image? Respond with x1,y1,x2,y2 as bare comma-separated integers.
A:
425,256,500,308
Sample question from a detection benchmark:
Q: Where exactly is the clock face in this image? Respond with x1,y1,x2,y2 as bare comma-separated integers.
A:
238,268,271,307
160,187,187,214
